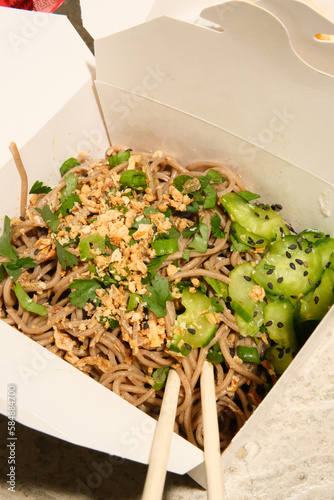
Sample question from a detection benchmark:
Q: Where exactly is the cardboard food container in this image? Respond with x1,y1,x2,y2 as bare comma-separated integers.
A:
0,1,334,496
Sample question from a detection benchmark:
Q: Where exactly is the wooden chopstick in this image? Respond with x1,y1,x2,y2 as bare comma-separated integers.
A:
201,360,224,500
142,369,181,500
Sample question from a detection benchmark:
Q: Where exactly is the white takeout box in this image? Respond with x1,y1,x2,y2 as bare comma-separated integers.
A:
0,1,334,496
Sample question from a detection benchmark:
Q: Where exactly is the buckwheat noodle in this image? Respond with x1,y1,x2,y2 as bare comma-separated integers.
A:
1,145,270,451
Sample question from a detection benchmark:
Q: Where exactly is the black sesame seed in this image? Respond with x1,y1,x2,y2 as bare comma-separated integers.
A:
253,311,258,318
264,297,268,304
326,234,330,238
286,251,291,258
285,347,291,354
19,216,25,221
244,275,251,282
265,320,273,327
184,343,192,350
208,244,214,249
247,404,253,412
308,242,313,248
277,277,284,283
316,280,321,288
288,244,297,250
34,249,39,255
303,271,308,276
143,322,149,330
280,227,284,233
279,295,285,300
290,295,298,299
275,204,282,210
144,383,151,389
271,204,276,210
277,322,284,328
88,196,92,200
266,269,274,275
254,212,260,217
268,282,273,290
188,328,196,335
305,248,312,254
289,263,296,270
278,350,284,359
248,238,255,245
326,262,331,268
295,259,303,265
265,215,269,220
231,226,237,233
226,296,232,302
314,234,322,238
83,172,88,177
314,296,319,305
256,239,264,244
263,206,270,211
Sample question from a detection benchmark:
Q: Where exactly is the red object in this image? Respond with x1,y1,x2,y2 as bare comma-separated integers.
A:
0,0,64,12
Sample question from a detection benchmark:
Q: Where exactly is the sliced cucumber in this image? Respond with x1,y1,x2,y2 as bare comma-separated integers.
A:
264,299,297,354
230,221,269,250
220,192,289,240
229,262,265,337
296,266,334,322
265,345,294,375
253,235,323,297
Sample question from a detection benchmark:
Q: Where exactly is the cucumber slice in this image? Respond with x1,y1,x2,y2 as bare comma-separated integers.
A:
229,262,265,337
265,345,294,375
220,192,289,240
170,289,217,354
253,235,323,297
296,266,334,322
264,299,297,354
230,221,269,250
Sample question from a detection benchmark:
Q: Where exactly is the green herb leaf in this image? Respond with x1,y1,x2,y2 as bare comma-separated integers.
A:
143,274,172,318
0,216,19,261
199,170,223,189
68,278,102,309
13,282,47,316
60,157,80,176
3,257,36,281
182,222,199,239
152,367,170,391
61,173,78,203
57,194,82,217
182,248,191,262
35,205,60,232
55,241,78,271
99,315,119,330
173,175,192,193
238,190,260,202
120,170,147,190
127,293,141,312
0,265,5,283
230,232,249,252
207,342,224,364
203,183,217,209
204,276,228,300
188,220,209,253
210,213,225,239
29,180,52,195
210,296,224,313
108,150,131,168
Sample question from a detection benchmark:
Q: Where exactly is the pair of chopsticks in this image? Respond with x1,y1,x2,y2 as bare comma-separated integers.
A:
142,361,224,500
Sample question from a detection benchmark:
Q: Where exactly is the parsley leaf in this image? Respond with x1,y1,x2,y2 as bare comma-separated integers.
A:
188,220,209,253
68,278,102,309
3,257,36,281
13,282,48,316
0,216,19,261
199,170,223,189
56,172,82,217
55,241,78,271
173,175,192,192
182,248,191,262
120,170,147,190
60,157,80,176
210,296,224,313
143,274,173,318
29,180,52,195
36,205,60,232
108,150,131,168
238,190,260,202
211,213,225,239
203,183,217,209
182,222,199,238
204,276,228,300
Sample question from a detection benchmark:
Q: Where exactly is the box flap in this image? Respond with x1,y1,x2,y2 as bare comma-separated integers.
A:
95,2,334,186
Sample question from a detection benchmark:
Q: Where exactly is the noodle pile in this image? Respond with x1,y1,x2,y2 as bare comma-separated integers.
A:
1,146,276,451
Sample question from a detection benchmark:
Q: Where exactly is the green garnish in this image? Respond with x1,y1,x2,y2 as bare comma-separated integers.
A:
35,205,60,232
29,180,52,194
203,183,217,209
210,213,225,239
2,257,36,281
236,346,261,364
68,278,102,309
186,220,209,253
207,342,224,364
78,234,106,261
0,216,19,261
13,282,47,316
151,239,179,256
108,150,131,168
57,172,82,217
152,367,170,391
143,274,172,318
60,157,80,176
120,170,147,190
238,190,260,202
55,241,78,271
